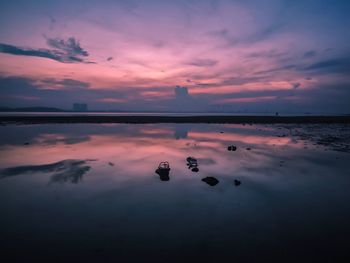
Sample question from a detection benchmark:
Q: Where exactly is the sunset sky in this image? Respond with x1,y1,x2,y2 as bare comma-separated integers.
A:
1,0,349,113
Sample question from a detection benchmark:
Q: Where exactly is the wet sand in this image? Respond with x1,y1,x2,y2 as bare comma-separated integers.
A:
0,115,349,124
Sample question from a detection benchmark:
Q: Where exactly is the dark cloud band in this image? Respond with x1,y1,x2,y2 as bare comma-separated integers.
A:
0,37,94,64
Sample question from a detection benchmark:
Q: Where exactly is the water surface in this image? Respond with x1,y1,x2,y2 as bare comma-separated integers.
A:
0,123,349,262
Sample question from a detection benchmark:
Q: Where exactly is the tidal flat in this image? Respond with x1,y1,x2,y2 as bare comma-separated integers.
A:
0,123,349,262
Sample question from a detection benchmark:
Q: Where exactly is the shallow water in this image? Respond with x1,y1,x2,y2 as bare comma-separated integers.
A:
0,123,349,262
0,111,342,116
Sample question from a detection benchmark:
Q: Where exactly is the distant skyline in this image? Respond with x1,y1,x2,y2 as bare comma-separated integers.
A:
1,0,350,113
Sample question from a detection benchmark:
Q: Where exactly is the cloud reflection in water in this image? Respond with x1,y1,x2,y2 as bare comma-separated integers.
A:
0,159,92,184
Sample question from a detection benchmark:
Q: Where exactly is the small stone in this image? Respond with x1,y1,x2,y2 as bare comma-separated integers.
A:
227,145,237,151
234,179,241,186
187,157,199,172
202,177,219,186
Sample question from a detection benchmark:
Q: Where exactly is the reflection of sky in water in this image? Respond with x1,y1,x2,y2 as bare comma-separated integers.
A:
0,124,349,262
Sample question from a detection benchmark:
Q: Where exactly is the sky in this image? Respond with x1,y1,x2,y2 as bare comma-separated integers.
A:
0,0,349,113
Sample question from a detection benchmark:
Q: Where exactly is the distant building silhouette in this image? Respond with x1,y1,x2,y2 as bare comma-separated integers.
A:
73,103,88,111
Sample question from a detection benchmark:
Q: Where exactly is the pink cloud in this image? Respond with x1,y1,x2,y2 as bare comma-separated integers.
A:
217,96,276,104
97,98,127,103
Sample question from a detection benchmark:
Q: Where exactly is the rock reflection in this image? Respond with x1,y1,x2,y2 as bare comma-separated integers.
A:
158,173,170,181
0,159,92,184
174,125,189,139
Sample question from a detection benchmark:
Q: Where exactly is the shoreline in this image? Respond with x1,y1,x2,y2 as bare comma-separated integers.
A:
1,115,350,124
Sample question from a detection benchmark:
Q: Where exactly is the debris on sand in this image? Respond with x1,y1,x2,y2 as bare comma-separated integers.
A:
155,161,170,181
186,157,199,172
202,177,219,186
234,179,241,186
227,145,237,151
108,162,114,166
284,124,350,153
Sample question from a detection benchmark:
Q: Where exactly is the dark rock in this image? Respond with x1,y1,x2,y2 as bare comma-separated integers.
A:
156,161,170,181
155,168,170,181
187,157,199,172
220,131,224,133
234,179,241,186
156,170,170,181
186,157,195,163
202,177,219,186
24,142,30,145
108,162,114,166
227,145,237,151
246,147,251,150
